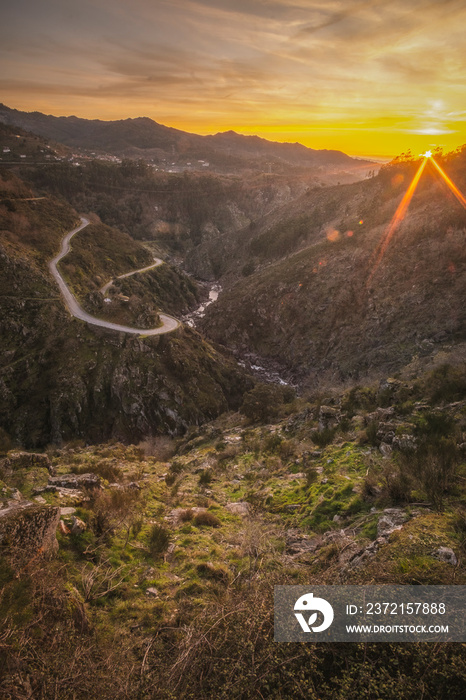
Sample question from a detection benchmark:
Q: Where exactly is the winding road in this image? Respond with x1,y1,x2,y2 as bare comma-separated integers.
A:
49,217,180,336
100,258,164,295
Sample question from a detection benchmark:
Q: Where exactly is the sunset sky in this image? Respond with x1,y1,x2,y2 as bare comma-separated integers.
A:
2,0,466,158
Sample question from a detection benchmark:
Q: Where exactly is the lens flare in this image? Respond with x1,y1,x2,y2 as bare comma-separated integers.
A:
366,157,427,287
430,158,466,209
366,152,466,290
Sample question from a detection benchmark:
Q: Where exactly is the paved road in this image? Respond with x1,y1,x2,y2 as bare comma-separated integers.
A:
49,217,180,336
100,258,164,295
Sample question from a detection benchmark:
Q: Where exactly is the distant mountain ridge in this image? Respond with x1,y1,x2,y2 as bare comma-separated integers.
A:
0,103,372,172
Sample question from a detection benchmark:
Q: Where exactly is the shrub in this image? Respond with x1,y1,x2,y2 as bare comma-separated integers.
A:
240,384,295,423
138,435,176,460
381,464,413,504
362,474,379,499
341,386,378,415
71,461,122,482
179,508,194,523
169,459,184,475
165,472,177,487
311,427,336,447
305,467,319,488
193,511,221,528
398,412,460,509
366,421,380,446
216,444,241,463
427,364,466,403
264,433,283,453
198,469,213,486
148,523,171,558
88,488,140,539
196,562,230,584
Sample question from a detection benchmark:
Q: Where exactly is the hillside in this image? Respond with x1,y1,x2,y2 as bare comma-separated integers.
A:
0,171,251,446
1,367,465,698
0,103,374,178
201,150,466,383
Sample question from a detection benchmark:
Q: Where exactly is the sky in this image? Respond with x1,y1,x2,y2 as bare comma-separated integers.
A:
2,0,466,158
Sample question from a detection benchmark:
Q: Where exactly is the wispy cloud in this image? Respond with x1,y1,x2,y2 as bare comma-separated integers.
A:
1,0,466,154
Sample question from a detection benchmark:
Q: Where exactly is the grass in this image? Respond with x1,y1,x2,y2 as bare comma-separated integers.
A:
2,367,466,697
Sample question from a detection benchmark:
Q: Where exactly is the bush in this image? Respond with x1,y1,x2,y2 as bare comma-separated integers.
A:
263,433,283,453
381,463,413,504
88,488,140,539
71,461,122,482
164,472,177,487
178,508,194,523
427,364,466,403
240,384,295,423
366,421,380,446
398,412,460,509
216,444,241,463
305,467,319,487
148,523,171,558
138,435,176,460
311,427,336,447
198,469,213,486
169,459,184,475
196,562,230,584
193,511,221,528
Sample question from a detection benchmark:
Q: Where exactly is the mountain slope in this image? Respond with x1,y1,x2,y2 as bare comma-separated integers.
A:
1,367,465,697
0,103,373,174
201,151,466,383
0,172,251,446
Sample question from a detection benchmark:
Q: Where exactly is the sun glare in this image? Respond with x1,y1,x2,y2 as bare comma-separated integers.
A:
367,153,466,288
430,158,466,209
366,158,427,287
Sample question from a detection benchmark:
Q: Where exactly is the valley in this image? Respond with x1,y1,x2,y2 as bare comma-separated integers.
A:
0,111,465,699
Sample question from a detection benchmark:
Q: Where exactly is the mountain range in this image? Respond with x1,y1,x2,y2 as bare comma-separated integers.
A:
0,103,373,177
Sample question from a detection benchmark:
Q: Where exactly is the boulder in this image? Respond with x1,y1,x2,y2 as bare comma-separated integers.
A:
225,502,250,517
375,407,395,420
392,435,416,452
36,485,86,504
165,506,206,526
48,473,101,490
0,502,60,560
285,529,319,555
70,516,87,535
379,443,393,458
432,546,457,566
6,451,53,473
377,508,408,539
59,507,76,516
318,405,341,430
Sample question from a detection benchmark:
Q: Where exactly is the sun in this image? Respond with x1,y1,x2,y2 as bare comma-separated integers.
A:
367,149,466,287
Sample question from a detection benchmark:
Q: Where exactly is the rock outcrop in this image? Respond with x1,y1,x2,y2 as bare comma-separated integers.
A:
2,451,54,474
48,473,102,490
0,502,60,560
